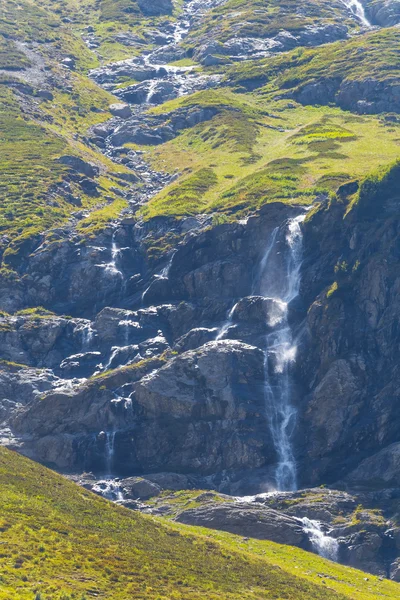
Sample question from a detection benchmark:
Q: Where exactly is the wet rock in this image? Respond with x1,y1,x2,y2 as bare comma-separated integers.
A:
59,352,102,378
61,57,76,70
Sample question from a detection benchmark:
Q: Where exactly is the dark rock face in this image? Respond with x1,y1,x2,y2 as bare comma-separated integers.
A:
176,502,309,547
11,341,269,476
137,0,173,16
296,196,400,488
294,77,400,115
365,0,400,26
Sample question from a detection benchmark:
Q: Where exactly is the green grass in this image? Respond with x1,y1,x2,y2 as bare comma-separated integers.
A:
0,84,129,261
1,447,399,600
226,27,400,94
139,90,400,219
0,38,31,70
348,159,400,218
141,167,218,218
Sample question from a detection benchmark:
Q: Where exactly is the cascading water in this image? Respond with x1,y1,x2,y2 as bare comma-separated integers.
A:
302,517,340,561
105,431,116,475
341,0,371,26
81,322,94,350
105,232,123,277
215,302,238,340
257,215,305,491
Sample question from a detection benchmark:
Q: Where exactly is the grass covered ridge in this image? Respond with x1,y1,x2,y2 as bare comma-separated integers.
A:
140,90,400,219
226,27,400,94
1,447,400,599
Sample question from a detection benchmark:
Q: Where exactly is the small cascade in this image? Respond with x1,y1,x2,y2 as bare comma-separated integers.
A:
118,320,132,346
141,251,176,305
257,215,305,491
105,232,123,277
82,322,94,350
104,347,120,370
342,0,371,26
302,517,340,561
96,231,124,282
160,250,177,277
92,479,124,501
145,79,159,104
105,431,116,475
215,302,238,340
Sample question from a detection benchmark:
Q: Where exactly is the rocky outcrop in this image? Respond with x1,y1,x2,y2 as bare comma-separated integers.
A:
365,0,400,26
176,502,309,547
10,340,270,476
137,0,173,16
295,177,400,487
294,76,400,115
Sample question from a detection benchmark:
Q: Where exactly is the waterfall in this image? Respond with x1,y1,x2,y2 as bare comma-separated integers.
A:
341,0,371,26
215,302,238,340
82,322,94,350
105,431,116,475
302,517,340,561
146,80,159,104
258,215,305,491
104,232,123,277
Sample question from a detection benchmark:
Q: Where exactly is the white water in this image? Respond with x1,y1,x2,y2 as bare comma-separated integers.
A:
145,79,159,104
302,517,340,561
92,479,124,501
105,347,120,370
215,302,238,340
106,233,123,277
95,231,124,280
258,215,305,491
81,322,94,350
342,0,371,26
105,431,116,475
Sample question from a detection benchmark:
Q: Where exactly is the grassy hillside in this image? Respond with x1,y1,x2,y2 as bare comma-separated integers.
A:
138,89,400,219
226,27,400,94
0,447,399,599
0,0,138,261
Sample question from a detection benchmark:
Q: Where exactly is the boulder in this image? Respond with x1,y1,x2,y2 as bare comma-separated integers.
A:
120,476,162,500
57,155,99,178
175,502,308,547
137,0,173,16
109,103,132,119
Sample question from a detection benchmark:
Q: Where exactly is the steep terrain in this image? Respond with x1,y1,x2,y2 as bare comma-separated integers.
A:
1,0,400,589
2,446,400,600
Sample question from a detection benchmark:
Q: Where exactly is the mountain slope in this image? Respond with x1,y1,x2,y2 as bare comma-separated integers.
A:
0,446,399,600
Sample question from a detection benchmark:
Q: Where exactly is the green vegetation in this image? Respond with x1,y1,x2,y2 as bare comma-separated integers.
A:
140,90,400,219
0,87,67,241
0,38,31,70
1,447,400,599
349,159,400,218
14,307,57,318
144,490,234,518
226,27,400,95
141,168,218,218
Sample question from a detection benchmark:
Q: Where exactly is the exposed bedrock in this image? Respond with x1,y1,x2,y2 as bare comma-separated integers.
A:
296,193,400,488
